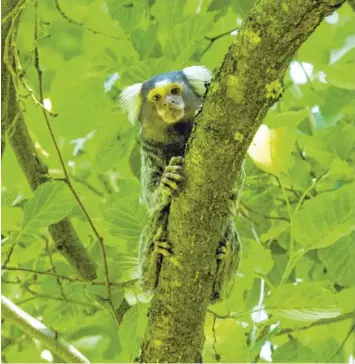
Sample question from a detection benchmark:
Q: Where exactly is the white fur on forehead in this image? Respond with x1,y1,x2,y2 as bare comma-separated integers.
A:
155,79,171,88
182,66,212,96
119,83,143,125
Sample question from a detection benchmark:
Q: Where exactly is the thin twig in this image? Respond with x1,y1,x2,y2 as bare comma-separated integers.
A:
53,0,120,41
211,314,221,361
277,311,354,336
2,240,17,268
45,238,67,300
3,266,137,288
33,1,120,326
241,203,290,222
200,28,239,58
326,322,355,362
298,60,315,91
24,284,98,309
1,0,28,24
71,175,105,197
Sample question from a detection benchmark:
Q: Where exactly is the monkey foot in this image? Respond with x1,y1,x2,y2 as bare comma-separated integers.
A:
216,239,232,260
152,226,173,257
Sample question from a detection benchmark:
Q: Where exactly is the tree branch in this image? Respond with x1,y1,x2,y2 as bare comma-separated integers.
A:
140,0,345,362
3,266,137,288
53,0,120,41
1,295,90,363
1,0,97,281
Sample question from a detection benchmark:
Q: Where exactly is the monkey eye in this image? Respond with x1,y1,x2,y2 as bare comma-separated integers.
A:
152,94,161,102
171,87,181,95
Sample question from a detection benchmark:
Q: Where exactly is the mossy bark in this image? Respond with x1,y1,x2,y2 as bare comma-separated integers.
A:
140,0,345,362
1,0,97,281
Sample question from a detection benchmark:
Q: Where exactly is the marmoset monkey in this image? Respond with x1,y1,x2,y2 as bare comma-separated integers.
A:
120,66,241,302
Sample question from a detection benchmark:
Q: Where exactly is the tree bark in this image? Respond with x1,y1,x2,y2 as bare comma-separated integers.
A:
1,0,97,281
140,0,345,362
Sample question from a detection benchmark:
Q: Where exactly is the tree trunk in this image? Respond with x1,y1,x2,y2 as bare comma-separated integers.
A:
140,0,345,362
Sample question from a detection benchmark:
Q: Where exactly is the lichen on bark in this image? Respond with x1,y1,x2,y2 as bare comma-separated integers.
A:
140,0,345,362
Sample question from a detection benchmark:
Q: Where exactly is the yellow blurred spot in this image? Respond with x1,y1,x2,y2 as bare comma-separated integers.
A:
248,124,296,176
43,98,52,111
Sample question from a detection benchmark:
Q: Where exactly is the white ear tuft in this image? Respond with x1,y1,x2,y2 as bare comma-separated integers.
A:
182,66,212,96
119,83,143,125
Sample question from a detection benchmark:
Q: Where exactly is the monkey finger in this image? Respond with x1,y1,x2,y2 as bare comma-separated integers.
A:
163,172,183,182
156,248,172,257
217,246,228,254
153,226,164,241
155,241,172,250
165,165,183,174
162,177,178,191
155,241,173,255
169,156,184,166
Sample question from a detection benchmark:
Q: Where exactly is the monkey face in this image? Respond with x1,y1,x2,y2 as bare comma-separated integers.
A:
120,67,211,125
147,82,186,124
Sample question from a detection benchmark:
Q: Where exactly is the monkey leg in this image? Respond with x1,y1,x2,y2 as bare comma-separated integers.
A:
211,220,241,303
160,156,184,201
139,209,171,291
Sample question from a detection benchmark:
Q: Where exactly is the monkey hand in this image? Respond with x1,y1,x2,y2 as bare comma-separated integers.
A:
159,156,184,204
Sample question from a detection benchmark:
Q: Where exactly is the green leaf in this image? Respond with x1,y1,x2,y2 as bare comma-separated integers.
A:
131,25,161,59
325,49,355,90
267,282,340,325
121,58,173,84
299,120,355,167
273,340,315,362
327,158,355,180
163,14,215,64
19,181,76,239
118,304,148,358
292,183,355,250
326,64,355,90
94,126,135,173
106,1,148,34
151,0,187,30
204,317,250,363
318,232,355,287
50,57,112,139
264,110,309,129
241,238,274,280
103,180,148,240
260,221,290,243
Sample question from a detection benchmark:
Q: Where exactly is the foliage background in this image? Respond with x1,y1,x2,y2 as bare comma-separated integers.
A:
2,0,355,362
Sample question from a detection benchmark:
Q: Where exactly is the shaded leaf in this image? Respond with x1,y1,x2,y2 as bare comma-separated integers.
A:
318,232,355,287
19,182,76,239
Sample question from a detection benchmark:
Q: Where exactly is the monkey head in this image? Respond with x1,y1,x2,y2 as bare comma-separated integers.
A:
120,66,212,127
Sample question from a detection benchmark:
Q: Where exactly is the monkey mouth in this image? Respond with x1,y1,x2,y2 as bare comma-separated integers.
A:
159,108,185,124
